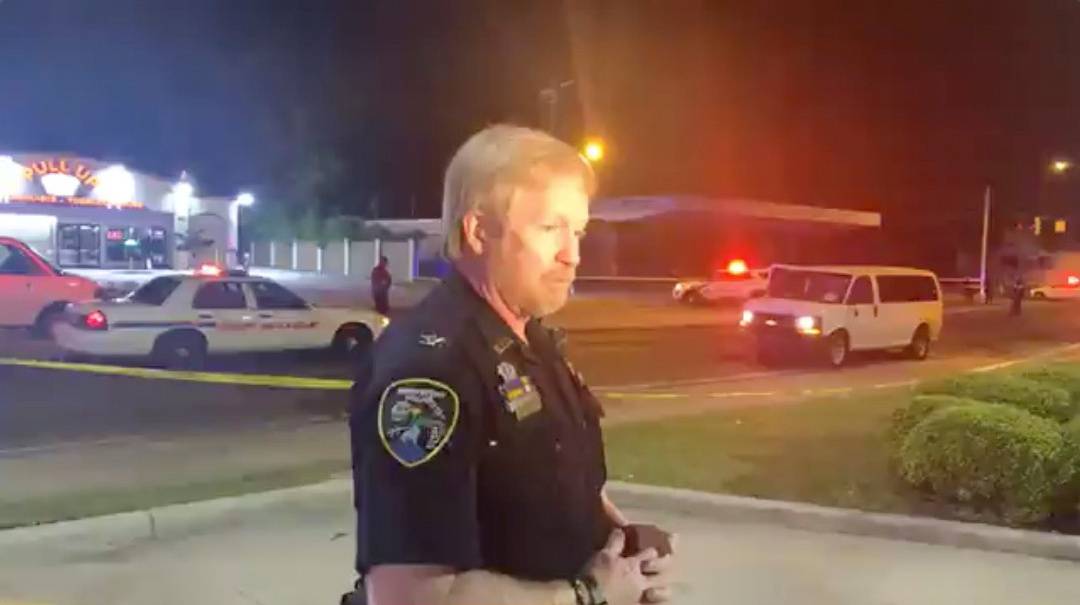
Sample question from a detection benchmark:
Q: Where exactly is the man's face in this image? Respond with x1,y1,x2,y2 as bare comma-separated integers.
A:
485,174,590,318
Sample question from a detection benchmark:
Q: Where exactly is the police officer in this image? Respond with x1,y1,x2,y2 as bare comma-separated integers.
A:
1010,274,1025,317
345,125,676,605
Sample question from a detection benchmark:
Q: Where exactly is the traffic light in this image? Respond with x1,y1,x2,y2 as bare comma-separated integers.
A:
1034,216,1042,235
1055,219,1067,234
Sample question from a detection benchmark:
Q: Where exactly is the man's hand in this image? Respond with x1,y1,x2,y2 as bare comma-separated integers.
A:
583,529,671,605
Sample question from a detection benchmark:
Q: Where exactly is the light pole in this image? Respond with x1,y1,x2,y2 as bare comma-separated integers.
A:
231,192,255,268
538,80,575,135
979,186,991,303
171,179,195,269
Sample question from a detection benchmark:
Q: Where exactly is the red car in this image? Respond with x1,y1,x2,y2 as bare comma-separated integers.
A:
0,236,100,336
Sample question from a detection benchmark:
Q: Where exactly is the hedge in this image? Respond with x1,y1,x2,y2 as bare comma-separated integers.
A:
916,373,1073,423
898,403,1071,524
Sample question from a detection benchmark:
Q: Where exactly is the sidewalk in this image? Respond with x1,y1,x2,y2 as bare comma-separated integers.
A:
1,480,1078,605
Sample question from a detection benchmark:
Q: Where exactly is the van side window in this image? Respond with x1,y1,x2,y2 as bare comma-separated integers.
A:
847,276,874,304
877,275,939,303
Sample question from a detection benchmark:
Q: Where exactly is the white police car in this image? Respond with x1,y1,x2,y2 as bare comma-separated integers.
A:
673,263,769,305
52,265,389,368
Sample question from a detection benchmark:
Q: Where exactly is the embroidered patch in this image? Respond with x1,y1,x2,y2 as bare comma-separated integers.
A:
378,379,460,468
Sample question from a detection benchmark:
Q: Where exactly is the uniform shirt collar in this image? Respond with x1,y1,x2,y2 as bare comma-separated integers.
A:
446,268,546,361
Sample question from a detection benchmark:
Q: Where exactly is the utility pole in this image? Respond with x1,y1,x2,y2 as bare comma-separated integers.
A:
979,185,991,304
537,80,575,136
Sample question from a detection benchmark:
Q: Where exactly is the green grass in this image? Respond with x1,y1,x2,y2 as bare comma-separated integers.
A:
604,389,935,516
0,460,349,529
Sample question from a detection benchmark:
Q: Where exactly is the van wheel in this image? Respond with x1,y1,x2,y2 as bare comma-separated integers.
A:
152,331,207,370
907,325,931,360
825,331,849,368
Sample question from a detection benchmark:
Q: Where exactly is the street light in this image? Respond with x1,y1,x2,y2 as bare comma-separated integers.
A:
93,165,136,206
582,138,605,163
235,192,255,207
1051,159,1073,175
172,181,195,216
0,156,26,200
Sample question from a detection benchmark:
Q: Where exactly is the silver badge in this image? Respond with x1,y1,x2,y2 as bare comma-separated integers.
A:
497,361,518,383
418,332,447,348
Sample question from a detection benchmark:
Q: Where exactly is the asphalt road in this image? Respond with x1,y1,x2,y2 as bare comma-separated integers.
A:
2,300,1079,452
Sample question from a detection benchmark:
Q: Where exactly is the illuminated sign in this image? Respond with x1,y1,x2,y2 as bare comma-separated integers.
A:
5,194,145,210
23,159,100,187
106,229,126,241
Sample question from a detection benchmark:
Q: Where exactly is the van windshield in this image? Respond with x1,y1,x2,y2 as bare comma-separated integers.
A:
768,268,852,304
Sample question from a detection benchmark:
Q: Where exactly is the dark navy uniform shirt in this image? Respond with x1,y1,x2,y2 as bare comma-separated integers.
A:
349,270,612,581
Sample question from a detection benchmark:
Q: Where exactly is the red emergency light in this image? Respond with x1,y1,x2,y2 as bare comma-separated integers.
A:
1068,275,1079,287
196,263,224,277
726,259,749,275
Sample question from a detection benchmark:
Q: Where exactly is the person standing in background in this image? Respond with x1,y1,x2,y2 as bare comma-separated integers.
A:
371,255,392,315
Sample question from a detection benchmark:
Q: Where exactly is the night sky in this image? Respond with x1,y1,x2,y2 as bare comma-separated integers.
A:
2,0,1079,236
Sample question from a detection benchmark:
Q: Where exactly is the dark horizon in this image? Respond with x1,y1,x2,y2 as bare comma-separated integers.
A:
2,0,1078,234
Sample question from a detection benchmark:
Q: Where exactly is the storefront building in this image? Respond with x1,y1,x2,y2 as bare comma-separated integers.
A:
0,155,238,270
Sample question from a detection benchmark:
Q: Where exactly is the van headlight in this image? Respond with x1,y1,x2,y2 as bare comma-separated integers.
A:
740,310,755,327
795,315,821,335
379,316,391,328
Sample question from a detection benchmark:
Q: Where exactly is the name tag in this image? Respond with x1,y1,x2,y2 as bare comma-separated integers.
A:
497,361,542,421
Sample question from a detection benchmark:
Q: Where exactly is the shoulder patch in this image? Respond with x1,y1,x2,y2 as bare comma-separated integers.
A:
377,378,460,468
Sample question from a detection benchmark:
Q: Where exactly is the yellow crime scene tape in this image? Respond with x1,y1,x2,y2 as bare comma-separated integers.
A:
0,357,353,391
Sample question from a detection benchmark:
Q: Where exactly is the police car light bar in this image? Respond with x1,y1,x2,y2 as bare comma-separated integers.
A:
196,264,224,277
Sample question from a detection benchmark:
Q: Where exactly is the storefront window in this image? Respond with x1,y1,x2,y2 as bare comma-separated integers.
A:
104,226,170,268
148,227,168,268
105,227,143,264
57,224,101,267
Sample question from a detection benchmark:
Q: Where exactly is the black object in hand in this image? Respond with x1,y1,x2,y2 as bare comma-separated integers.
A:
620,523,673,557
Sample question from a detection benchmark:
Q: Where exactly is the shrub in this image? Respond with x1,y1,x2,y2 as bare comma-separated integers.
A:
888,395,981,449
1059,416,1080,506
898,403,1070,524
1018,364,1080,416
917,373,1072,423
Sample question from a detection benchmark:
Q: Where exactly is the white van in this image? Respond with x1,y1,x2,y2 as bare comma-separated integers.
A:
740,265,943,367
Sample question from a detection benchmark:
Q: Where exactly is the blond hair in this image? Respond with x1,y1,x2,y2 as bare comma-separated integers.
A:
442,124,596,259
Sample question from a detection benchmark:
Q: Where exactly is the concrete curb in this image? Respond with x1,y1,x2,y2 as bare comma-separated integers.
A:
606,481,1080,562
3,478,1079,564
0,478,353,552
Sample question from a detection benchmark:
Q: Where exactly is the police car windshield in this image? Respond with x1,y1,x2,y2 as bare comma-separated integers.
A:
767,268,852,304
127,276,182,306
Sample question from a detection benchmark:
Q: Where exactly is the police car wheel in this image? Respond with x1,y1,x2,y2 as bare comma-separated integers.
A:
32,304,67,340
333,324,373,359
152,331,207,370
